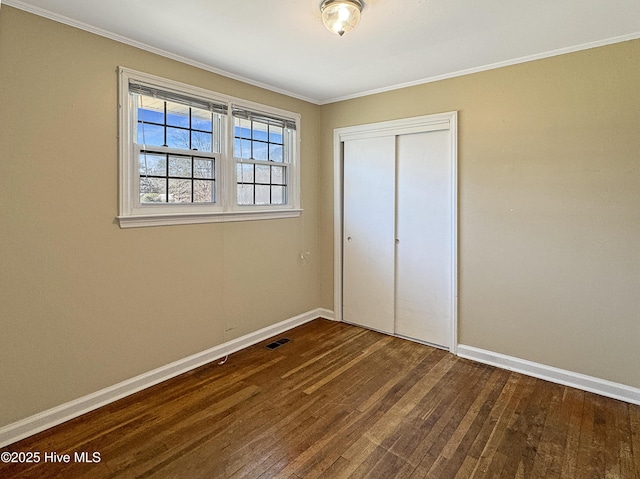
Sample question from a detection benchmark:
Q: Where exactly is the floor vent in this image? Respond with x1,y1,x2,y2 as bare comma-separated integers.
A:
266,338,291,350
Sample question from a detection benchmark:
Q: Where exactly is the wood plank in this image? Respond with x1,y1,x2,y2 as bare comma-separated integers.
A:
423,365,509,478
466,373,523,478
560,387,586,477
301,334,394,395
528,385,575,479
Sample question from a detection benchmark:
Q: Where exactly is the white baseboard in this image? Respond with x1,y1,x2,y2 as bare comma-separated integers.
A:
457,344,640,406
0,308,331,448
316,308,336,321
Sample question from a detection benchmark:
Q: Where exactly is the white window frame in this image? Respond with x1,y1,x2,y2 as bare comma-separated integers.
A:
117,67,302,228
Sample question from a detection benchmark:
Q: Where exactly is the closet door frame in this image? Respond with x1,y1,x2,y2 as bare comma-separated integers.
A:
333,111,459,353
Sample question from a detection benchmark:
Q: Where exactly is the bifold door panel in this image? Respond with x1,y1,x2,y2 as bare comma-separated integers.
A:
394,130,452,347
342,136,396,335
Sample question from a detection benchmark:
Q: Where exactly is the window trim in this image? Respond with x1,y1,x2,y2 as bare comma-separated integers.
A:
117,67,302,228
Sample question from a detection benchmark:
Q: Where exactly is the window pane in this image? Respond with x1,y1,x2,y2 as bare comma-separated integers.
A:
269,144,283,162
271,165,286,185
235,119,251,139
137,122,164,146
252,141,268,161
237,184,253,205
169,156,191,178
255,164,270,184
137,107,164,125
192,109,213,132
191,131,212,152
194,180,215,203
255,185,270,205
140,177,166,203
166,127,190,149
168,178,191,203
269,125,283,143
194,159,214,179
237,163,254,183
136,95,164,123
271,186,286,205
234,138,251,159
253,121,268,141
139,152,166,176
165,101,189,128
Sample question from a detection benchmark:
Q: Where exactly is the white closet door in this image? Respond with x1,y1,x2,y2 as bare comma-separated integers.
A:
395,130,452,348
342,136,396,334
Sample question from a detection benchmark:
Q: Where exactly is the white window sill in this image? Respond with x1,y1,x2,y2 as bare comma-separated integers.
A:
117,208,303,228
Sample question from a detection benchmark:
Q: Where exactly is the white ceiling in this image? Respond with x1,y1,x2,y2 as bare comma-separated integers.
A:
5,0,640,104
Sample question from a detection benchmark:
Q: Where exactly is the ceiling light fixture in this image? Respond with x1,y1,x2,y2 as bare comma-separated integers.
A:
320,0,364,37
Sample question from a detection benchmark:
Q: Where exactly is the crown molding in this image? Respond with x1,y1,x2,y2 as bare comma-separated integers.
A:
2,0,320,104
318,31,640,104
4,2,640,107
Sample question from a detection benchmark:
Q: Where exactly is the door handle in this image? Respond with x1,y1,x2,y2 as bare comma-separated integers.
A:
347,236,352,242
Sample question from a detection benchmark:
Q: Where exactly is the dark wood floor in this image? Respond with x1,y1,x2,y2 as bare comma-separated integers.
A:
2,319,639,478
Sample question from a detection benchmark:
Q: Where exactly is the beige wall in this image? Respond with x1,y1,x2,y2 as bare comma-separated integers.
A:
0,7,321,427
320,39,640,388
2,5,639,431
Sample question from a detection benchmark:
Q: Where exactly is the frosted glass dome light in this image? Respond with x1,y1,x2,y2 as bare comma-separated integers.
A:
320,0,364,36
